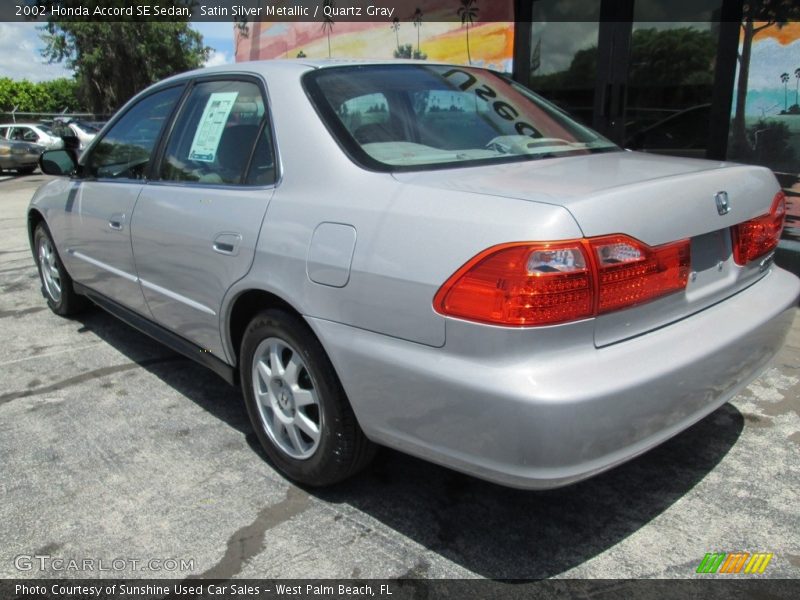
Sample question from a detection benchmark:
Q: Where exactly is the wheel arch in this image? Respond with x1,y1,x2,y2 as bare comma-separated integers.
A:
27,208,46,256
226,288,306,368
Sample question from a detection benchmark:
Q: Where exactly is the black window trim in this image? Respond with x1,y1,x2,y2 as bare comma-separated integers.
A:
148,73,280,190
78,82,188,183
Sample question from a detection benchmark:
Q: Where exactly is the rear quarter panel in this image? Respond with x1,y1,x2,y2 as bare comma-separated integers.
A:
222,66,584,353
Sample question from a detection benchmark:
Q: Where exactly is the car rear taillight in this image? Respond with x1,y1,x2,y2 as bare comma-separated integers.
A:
434,235,691,327
732,191,786,266
432,242,593,326
590,235,691,314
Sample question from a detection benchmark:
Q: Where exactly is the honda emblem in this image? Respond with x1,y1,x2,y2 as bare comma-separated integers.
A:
715,191,730,215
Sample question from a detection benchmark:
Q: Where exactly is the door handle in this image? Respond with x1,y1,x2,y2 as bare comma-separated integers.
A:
108,213,126,230
213,233,242,256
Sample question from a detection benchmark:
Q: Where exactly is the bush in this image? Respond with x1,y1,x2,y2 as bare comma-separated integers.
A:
0,77,82,113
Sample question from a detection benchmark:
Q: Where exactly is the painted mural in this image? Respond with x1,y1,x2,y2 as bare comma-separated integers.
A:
234,1,515,73
729,21,800,174
728,20,800,242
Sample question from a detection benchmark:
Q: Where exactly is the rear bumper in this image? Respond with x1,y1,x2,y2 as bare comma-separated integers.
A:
309,267,799,489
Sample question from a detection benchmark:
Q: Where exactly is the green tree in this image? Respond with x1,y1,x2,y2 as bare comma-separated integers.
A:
322,0,335,58
795,67,800,108
38,78,81,111
0,78,80,113
38,1,209,113
390,17,401,52
780,72,790,111
457,0,479,66
412,8,423,58
393,43,426,60
530,28,714,94
0,79,45,112
628,27,715,86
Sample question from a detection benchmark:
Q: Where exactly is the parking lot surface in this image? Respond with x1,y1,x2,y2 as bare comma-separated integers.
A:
1,174,799,580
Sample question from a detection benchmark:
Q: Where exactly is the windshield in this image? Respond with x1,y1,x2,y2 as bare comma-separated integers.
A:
304,65,619,171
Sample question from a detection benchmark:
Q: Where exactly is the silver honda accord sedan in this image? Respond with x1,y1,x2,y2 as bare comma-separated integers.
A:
28,60,799,489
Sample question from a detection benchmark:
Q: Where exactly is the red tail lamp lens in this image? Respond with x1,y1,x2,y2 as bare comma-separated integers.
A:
732,191,786,265
432,242,593,326
434,235,691,327
591,235,691,314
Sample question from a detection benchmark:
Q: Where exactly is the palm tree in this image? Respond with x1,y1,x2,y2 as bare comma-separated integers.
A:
322,0,335,58
780,72,790,111
412,8,423,57
390,17,400,52
795,67,800,108
457,0,479,66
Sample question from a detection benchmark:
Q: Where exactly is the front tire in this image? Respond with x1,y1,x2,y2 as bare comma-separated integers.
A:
34,223,86,316
240,309,375,486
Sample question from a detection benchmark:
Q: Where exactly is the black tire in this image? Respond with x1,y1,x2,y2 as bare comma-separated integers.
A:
240,309,376,486
33,223,87,316
17,166,36,175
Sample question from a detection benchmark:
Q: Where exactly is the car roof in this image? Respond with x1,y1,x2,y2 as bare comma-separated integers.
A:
161,58,476,85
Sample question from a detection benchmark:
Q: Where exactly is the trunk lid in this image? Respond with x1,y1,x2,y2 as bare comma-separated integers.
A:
394,151,782,346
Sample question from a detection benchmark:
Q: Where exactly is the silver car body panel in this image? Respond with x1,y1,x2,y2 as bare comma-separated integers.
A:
58,181,151,315
132,182,275,358
28,60,800,488
308,268,798,489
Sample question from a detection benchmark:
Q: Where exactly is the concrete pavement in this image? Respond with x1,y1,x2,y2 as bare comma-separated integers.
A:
1,174,799,580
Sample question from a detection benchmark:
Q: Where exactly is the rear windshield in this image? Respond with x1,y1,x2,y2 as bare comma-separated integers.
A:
303,65,619,171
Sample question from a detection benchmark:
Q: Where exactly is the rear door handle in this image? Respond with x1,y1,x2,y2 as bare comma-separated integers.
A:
213,232,242,256
108,213,126,230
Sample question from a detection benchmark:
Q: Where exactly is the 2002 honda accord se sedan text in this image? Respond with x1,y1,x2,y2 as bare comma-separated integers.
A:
28,60,799,489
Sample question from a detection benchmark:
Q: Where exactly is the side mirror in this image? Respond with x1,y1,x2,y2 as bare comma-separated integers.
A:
40,149,78,177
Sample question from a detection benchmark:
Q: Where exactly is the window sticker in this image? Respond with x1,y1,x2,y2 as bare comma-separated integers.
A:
188,92,239,162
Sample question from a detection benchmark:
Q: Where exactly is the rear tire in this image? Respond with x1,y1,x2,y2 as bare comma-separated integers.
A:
34,223,87,316
17,166,36,175
240,309,376,486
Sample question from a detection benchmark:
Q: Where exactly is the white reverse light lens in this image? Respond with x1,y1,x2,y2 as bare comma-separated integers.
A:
595,242,644,265
527,247,586,273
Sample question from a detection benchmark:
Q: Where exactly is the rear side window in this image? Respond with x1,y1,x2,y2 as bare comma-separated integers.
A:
0,127,8,138
86,86,183,180
159,79,274,186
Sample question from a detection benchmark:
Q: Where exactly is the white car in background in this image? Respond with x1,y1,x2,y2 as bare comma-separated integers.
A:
58,120,100,151
0,123,64,150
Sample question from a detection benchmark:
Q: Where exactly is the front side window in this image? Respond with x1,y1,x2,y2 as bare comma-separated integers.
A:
304,65,619,171
85,86,182,180
160,79,272,185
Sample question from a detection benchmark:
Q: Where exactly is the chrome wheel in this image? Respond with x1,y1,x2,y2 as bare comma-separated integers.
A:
38,234,62,303
252,337,322,460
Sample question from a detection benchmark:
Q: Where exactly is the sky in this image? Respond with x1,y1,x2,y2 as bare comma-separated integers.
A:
0,21,235,82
